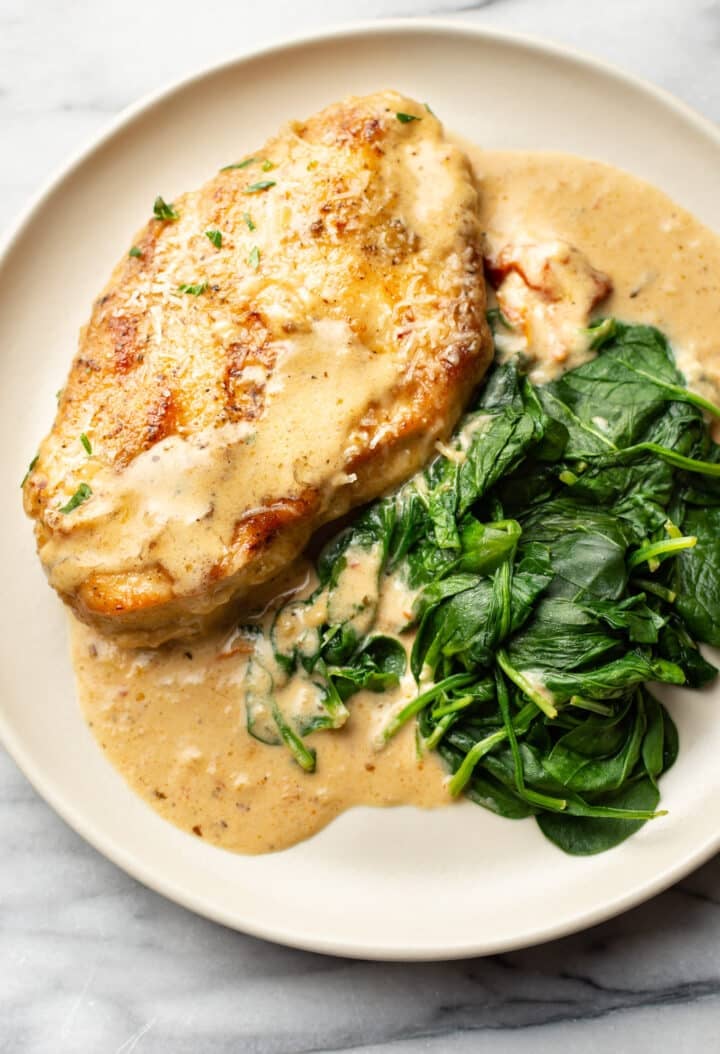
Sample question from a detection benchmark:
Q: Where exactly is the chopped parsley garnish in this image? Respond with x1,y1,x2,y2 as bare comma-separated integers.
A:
21,454,38,488
243,211,256,232
205,229,222,248
248,246,260,270
80,433,92,455
261,159,275,171
59,482,92,515
221,157,256,171
178,281,208,296
128,246,142,258
396,112,421,123
245,180,276,194
424,102,435,115
153,196,179,221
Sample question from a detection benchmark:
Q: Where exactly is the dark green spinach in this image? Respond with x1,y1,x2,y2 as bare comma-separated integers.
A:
249,321,719,854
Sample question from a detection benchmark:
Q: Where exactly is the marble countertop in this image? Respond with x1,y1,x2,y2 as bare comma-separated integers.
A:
2,0,720,1050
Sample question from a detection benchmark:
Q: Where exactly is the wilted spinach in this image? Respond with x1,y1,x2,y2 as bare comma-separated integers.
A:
249,321,719,855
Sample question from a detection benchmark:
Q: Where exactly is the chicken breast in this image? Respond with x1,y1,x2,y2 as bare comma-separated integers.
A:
23,91,492,645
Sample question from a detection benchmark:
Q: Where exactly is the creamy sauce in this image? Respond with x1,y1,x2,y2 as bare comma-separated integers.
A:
42,322,400,599
72,561,451,855
75,147,720,854
470,149,720,402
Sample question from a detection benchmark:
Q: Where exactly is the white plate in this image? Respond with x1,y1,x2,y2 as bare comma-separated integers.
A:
2,20,720,961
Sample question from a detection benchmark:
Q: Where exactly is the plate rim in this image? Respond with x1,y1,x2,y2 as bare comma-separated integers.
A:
2,17,720,960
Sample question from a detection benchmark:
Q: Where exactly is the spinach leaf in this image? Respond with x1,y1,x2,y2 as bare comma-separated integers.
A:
439,741,536,819
411,542,551,678
658,617,718,687
674,507,720,646
423,364,551,549
544,699,646,793
408,517,521,586
543,323,708,452
520,500,631,599
641,690,679,785
537,778,661,855
507,598,624,671
327,635,407,699
539,652,684,703
576,595,665,644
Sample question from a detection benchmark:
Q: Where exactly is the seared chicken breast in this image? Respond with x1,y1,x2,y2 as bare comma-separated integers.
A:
24,91,492,645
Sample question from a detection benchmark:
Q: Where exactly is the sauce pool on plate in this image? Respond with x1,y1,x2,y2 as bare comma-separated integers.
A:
71,560,452,854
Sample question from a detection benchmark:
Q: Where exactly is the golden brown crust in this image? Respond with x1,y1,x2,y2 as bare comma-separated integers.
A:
24,91,492,644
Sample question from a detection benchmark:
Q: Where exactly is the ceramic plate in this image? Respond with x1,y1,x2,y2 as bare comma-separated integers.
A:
2,21,719,960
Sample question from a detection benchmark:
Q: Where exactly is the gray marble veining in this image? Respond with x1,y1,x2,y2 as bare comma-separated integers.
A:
2,1,720,1051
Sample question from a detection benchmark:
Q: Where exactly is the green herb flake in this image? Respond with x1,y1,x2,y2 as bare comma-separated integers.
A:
59,482,92,515
205,229,222,248
245,180,276,194
128,246,142,258
153,196,179,221
243,212,256,232
80,433,92,456
177,281,208,296
261,159,275,172
248,246,260,270
396,112,421,123
21,455,38,488
221,157,256,171
424,102,435,116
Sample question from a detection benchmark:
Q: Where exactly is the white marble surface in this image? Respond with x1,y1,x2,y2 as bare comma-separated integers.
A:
2,0,720,1050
